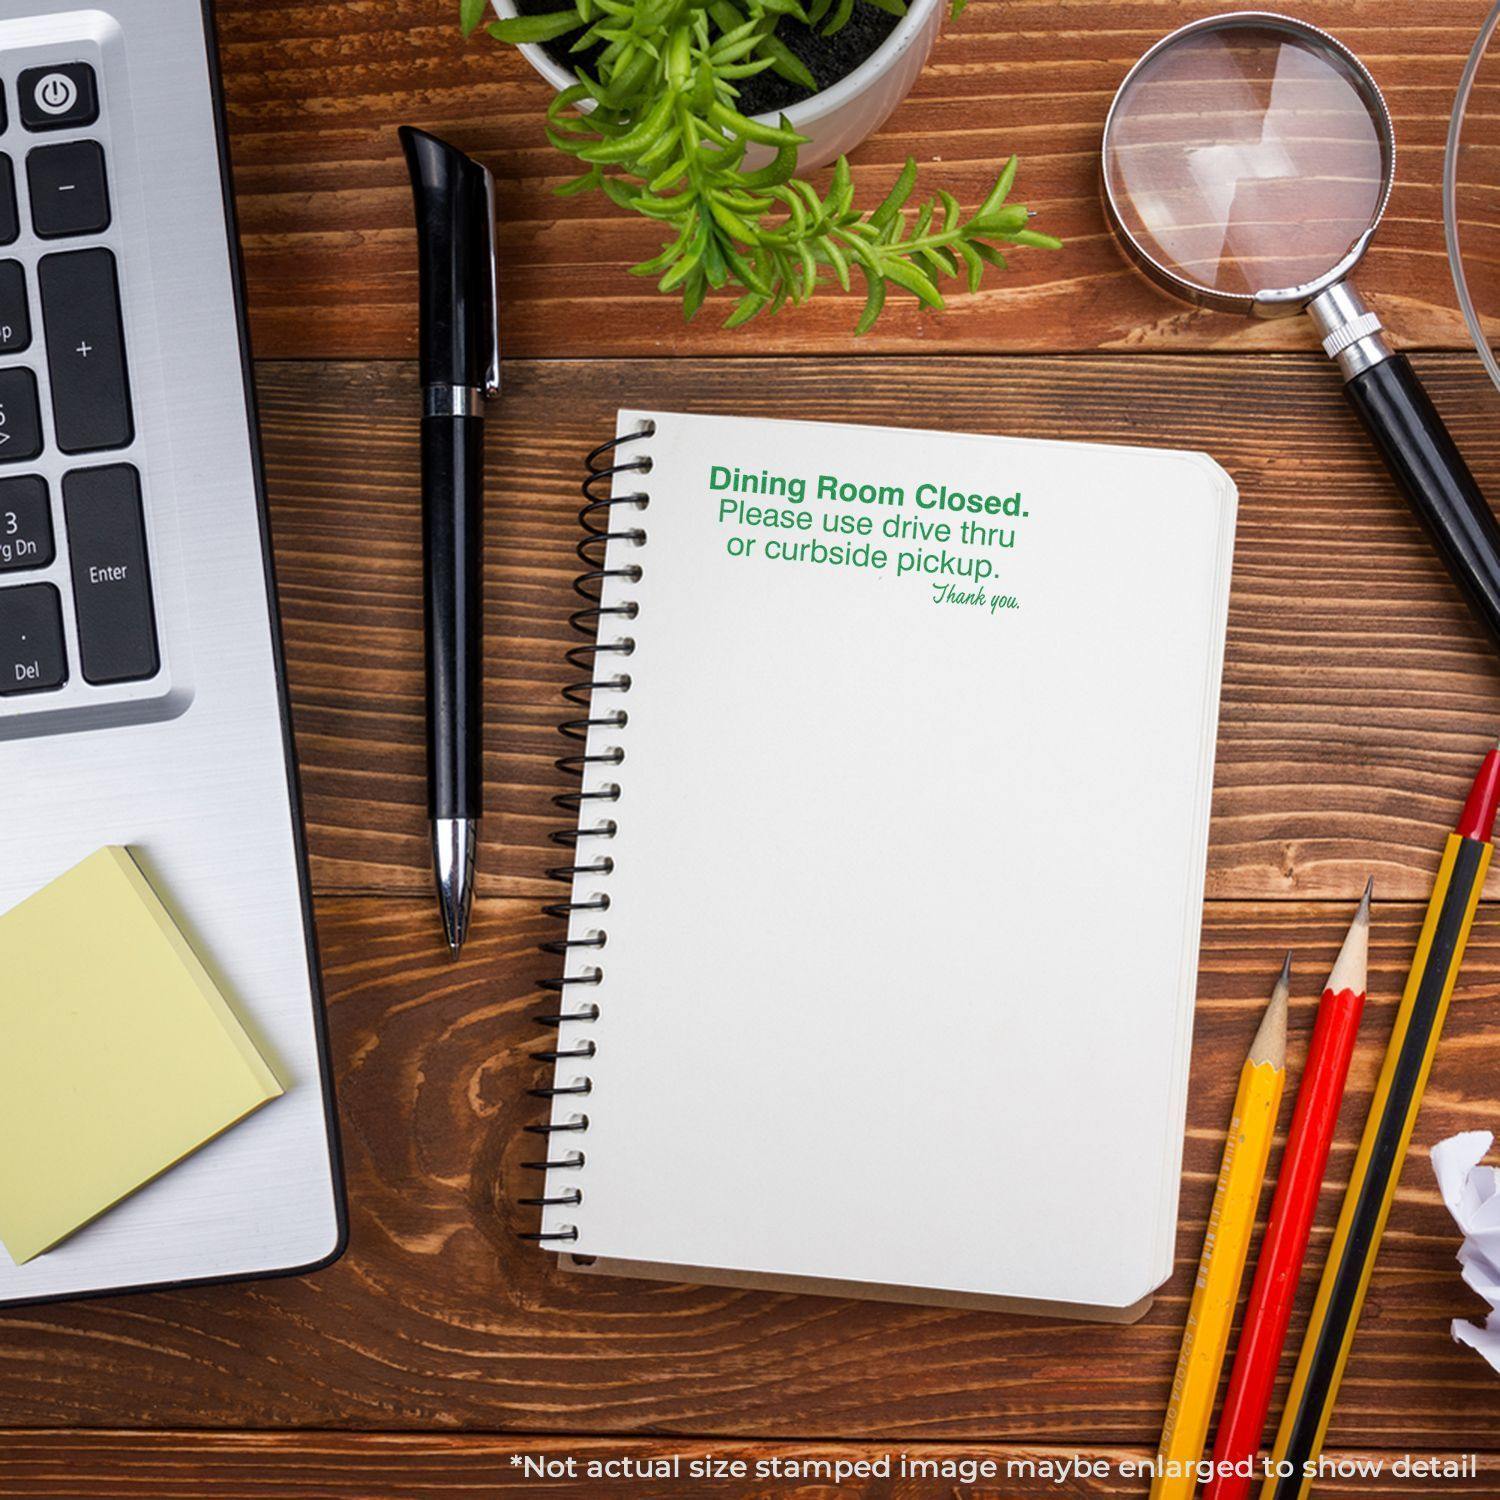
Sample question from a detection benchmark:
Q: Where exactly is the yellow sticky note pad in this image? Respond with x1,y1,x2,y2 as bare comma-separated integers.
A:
0,847,282,1264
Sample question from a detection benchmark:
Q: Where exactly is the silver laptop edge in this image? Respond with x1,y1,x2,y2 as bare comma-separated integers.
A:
0,0,346,1305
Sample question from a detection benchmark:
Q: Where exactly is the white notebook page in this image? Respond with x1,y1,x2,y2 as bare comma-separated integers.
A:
541,410,1236,1311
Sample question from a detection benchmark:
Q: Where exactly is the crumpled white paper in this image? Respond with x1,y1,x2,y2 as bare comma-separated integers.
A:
1431,1131,1500,1371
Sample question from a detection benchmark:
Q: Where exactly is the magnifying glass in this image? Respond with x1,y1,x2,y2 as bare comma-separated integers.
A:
1103,11,1500,649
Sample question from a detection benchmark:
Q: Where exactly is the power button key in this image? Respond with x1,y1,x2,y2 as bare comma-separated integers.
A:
18,64,98,132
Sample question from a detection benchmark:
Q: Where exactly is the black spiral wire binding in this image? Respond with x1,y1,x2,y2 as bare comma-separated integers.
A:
517,421,653,1245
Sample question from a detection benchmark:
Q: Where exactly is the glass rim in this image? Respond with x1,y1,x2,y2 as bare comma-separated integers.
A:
1445,0,1500,397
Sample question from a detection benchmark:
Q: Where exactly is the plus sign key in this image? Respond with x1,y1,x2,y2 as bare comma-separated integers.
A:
18,64,99,132
0,583,66,695
39,249,132,453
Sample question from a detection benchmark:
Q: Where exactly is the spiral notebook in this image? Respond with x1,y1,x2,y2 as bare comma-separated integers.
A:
529,410,1237,1320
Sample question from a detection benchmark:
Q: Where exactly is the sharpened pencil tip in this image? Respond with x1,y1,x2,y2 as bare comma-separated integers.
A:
1251,966,1289,1069
1326,882,1373,997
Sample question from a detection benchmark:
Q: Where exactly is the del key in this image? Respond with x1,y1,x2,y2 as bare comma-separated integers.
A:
40,247,134,453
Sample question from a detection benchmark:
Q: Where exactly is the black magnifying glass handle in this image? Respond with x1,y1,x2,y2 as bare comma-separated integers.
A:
1314,284,1500,650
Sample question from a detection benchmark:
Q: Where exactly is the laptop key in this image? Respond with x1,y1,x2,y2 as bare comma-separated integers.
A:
19,64,99,133
0,262,29,354
0,477,53,571
39,248,133,453
64,464,158,684
0,582,66,695
28,141,111,239
0,369,43,464
0,158,16,247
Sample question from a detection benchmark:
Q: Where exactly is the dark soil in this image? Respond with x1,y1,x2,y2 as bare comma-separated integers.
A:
511,0,900,116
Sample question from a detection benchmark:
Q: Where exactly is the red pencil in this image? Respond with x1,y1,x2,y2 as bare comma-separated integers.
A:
1202,881,1372,1500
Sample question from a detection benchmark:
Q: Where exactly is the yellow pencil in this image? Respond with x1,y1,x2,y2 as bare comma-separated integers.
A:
1152,957,1289,1500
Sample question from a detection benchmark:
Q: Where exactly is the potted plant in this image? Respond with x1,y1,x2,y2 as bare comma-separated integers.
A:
460,0,1057,329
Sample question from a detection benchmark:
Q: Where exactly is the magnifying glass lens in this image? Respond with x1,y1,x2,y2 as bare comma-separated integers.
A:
1103,23,1390,297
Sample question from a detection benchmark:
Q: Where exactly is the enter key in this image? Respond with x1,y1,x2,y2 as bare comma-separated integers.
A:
63,464,159,684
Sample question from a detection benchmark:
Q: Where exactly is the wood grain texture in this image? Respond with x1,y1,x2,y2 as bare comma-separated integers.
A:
1,895,1498,1447
257,353,1500,903
215,0,1490,360
0,1433,1493,1497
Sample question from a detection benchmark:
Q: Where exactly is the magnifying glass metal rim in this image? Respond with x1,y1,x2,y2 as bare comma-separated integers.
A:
1100,9,1397,318
1444,0,1500,398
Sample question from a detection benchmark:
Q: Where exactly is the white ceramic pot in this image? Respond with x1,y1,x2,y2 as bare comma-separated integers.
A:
492,0,942,170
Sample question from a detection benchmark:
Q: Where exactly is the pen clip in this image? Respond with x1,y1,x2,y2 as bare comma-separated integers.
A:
482,163,501,401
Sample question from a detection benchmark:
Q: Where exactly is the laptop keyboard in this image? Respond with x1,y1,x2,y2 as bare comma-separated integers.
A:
0,58,159,701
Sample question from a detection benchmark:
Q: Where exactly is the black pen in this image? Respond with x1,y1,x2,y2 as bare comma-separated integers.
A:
400,128,499,954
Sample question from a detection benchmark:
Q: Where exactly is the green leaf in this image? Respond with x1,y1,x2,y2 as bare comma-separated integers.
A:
710,15,763,55
723,291,767,327
547,82,593,118
719,236,771,293
822,0,854,35
823,235,850,290
970,203,1028,234
709,198,761,244
648,156,691,191
880,254,944,308
955,239,984,292
631,218,695,275
578,89,675,162
793,179,824,220
666,25,693,85
554,167,603,197
738,137,800,189
824,155,854,219
760,34,816,90
920,245,958,278
487,11,582,43
854,270,886,334
599,45,657,106
1009,227,1063,249
716,190,775,212
868,157,918,230
682,270,708,321
702,232,729,288
949,0,967,15
708,100,807,147
796,240,817,298
717,57,779,80
600,173,640,209
976,155,1018,220
461,0,490,36
637,120,684,168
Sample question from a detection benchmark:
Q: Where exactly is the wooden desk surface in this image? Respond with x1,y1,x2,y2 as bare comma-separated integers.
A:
7,2,1500,1494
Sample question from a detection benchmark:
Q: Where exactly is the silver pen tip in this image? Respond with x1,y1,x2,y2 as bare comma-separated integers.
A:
433,817,478,957
441,900,469,957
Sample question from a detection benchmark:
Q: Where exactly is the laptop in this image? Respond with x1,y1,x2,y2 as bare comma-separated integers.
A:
0,0,346,1303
